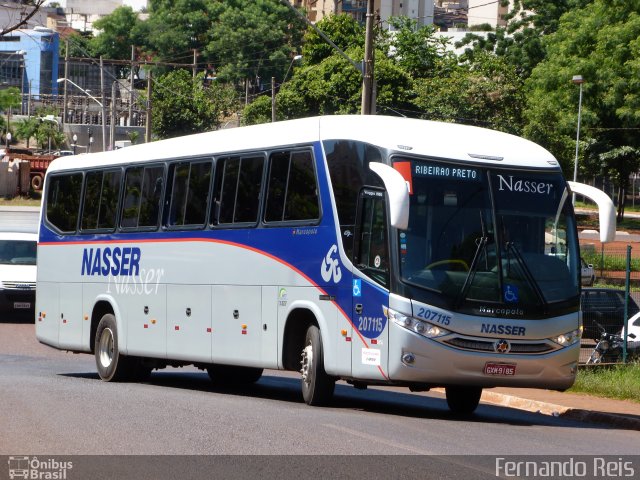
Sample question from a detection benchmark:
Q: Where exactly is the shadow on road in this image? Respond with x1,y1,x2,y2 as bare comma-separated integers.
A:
0,315,35,324
58,370,626,431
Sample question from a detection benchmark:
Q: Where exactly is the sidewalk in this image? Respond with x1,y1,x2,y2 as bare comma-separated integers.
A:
480,387,640,430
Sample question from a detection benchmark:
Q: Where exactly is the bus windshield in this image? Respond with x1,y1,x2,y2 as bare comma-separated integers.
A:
397,158,579,313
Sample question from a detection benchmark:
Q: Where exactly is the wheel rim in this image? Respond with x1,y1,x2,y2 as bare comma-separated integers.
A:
98,327,115,369
301,343,313,386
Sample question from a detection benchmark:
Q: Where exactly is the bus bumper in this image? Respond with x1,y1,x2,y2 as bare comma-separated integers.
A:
388,322,579,390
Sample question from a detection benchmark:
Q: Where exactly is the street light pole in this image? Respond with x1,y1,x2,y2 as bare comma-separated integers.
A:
57,77,106,152
572,74,584,205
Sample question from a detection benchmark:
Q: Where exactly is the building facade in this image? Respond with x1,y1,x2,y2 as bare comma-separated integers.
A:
294,0,434,28
0,27,59,99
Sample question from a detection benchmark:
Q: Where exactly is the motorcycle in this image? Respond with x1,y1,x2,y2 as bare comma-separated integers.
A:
586,322,639,364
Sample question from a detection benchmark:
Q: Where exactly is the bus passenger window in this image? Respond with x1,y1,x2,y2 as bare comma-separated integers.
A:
213,155,264,225
265,150,319,223
81,170,121,231
121,165,164,229
168,161,212,227
235,156,264,223
46,173,83,233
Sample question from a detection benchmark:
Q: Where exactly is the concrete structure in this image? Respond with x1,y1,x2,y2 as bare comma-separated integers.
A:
0,1,48,32
0,27,59,99
294,0,434,28
467,0,510,29
42,0,148,33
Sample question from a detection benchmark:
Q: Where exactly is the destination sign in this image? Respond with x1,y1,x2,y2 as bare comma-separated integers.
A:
413,162,481,181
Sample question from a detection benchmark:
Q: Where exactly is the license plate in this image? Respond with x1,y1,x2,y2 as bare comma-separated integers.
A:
484,362,516,376
13,302,31,309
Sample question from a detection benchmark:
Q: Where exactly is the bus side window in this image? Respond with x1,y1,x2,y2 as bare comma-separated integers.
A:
121,165,164,229
211,155,264,226
46,173,83,233
264,150,319,223
81,169,121,231
167,160,212,228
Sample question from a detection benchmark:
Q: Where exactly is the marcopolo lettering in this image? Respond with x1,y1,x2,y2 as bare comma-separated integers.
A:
481,323,526,336
497,174,554,195
81,247,141,276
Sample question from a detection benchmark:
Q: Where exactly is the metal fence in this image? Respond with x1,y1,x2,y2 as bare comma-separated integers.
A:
580,244,640,364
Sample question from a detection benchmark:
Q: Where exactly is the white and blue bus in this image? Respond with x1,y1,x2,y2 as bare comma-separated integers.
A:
35,115,615,413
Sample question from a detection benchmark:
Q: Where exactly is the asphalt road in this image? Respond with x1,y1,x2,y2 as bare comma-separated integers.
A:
1,319,637,460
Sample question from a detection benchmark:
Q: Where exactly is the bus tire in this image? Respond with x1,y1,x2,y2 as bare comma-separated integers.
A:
207,365,263,384
94,313,132,382
445,386,482,415
300,324,335,406
31,174,43,190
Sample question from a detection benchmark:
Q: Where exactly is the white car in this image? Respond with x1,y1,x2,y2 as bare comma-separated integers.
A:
624,311,640,342
0,231,37,320
581,258,595,286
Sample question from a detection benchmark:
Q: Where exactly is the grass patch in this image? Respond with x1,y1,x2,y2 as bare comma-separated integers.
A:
570,363,640,402
0,196,41,207
583,251,640,271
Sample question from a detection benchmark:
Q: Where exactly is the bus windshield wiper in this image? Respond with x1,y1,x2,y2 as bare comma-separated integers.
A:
453,235,488,309
505,241,547,310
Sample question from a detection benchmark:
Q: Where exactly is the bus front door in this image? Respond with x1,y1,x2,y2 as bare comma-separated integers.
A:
351,189,390,380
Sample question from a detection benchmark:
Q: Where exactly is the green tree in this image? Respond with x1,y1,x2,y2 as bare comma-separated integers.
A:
91,6,143,60
460,0,592,78
383,16,457,79
413,52,524,134
205,0,306,85
61,32,95,58
524,0,640,218
301,14,364,65
143,0,216,64
0,87,21,144
152,69,238,139
243,47,413,124
15,118,39,149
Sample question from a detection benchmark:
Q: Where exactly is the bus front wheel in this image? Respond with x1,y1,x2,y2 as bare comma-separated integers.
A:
95,313,132,382
300,324,335,406
445,386,482,415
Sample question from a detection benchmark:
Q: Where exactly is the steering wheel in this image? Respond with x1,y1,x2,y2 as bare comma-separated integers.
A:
425,259,469,272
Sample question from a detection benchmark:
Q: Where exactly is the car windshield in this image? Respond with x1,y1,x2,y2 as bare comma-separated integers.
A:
397,158,580,313
0,240,37,265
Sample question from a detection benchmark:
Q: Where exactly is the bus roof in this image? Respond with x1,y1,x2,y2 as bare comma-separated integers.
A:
47,115,559,173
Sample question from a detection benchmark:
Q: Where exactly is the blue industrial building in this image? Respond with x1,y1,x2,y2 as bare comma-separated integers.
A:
0,27,60,99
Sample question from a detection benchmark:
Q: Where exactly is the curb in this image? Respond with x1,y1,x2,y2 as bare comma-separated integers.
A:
479,390,640,431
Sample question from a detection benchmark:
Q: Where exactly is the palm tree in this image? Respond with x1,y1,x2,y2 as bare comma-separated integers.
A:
15,118,39,149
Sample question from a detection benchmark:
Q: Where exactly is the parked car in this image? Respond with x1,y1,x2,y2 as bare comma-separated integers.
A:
622,311,640,342
581,287,640,340
581,258,595,286
0,232,37,321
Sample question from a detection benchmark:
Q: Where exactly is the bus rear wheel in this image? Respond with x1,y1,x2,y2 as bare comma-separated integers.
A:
300,324,335,406
207,365,263,384
445,386,482,414
94,313,133,382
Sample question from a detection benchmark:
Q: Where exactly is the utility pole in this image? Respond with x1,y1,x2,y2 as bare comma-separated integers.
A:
361,0,375,115
100,56,107,151
193,49,198,79
271,77,276,123
129,45,135,126
62,39,69,125
110,81,117,150
145,70,152,143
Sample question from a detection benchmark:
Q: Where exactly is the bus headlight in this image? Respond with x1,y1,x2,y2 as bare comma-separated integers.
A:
551,329,581,347
386,307,450,339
